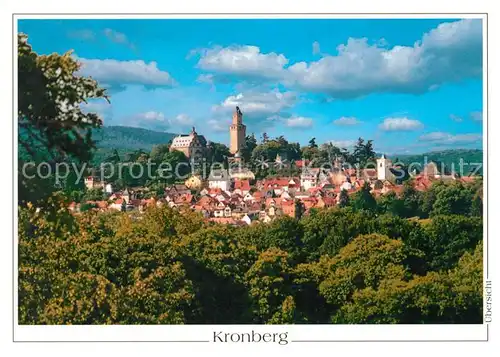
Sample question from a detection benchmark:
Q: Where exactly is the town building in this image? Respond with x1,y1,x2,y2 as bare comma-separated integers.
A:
169,127,207,166
300,168,319,191
376,154,394,181
208,169,231,192
84,176,105,191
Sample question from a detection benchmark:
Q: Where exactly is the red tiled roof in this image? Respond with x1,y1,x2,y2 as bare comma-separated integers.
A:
262,178,290,188
252,191,264,199
234,179,251,191
265,197,283,207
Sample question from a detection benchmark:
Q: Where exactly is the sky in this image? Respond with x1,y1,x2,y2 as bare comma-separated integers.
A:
18,18,484,154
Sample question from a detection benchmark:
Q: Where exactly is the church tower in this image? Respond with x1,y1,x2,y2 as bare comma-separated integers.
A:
230,106,246,154
376,154,393,181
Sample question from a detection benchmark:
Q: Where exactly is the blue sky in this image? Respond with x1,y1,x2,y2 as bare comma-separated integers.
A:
18,18,483,154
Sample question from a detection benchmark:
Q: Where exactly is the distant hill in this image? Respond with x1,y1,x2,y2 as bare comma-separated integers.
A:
93,126,177,150
393,149,483,175
91,126,177,163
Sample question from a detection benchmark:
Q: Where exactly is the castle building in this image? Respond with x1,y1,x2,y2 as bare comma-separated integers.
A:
170,127,207,166
230,106,246,155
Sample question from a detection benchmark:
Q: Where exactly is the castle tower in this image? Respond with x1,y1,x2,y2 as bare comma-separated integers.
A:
376,154,393,181
230,106,246,155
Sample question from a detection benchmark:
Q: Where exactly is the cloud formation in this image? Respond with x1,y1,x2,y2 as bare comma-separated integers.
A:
211,90,298,131
207,119,230,132
77,58,176,89
122,111,193,131
418,131,482,144
197,45,288,80
195,19,482,99
333,116,361,126
284,116,313,128
212,90,297,118
80,100,113,122
379,117,424,131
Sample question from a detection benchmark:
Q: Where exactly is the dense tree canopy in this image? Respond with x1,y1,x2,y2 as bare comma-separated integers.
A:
19,181,483,324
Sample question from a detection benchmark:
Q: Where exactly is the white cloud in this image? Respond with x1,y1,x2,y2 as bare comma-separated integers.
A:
450,114,463,122
419,131,482,144
284,116,313,128
195,19,481,98
288,19,481,97
80,100,112,122
211,90,299,131
212,90,297,117
207,119,230,133
333,116,361,126
312,41,321,55
197,45,288,80
379,117,424,131
470,111,483,121
137,111,166,121
77,58,176,88
172,113,194,126
197,73,215,84
125,111,193,131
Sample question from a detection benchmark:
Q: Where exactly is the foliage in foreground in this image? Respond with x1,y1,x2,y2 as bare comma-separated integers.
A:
18,197,483,325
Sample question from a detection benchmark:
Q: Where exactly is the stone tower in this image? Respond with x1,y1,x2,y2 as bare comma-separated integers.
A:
230,106,246,154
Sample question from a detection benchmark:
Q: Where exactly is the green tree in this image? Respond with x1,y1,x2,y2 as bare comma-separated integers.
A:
82,188,105,202
338,189,350,208
18,33,108,163
244,248,297,323
431,181,474,216
300,234,412,321
206,142,230,164
157,150,190,183
150,144,171,163
351,137,375,166
332,241,482,324
18,33,108,204
400,182,423,217
351,182,377,212
239,134,258,162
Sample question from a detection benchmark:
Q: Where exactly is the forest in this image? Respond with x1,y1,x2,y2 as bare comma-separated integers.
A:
19,178,483,324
